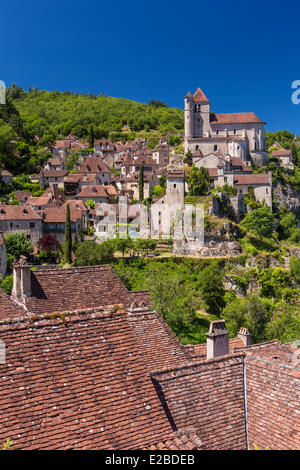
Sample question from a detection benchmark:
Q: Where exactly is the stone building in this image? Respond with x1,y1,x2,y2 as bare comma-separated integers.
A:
184,87,268,166
0,205,43,244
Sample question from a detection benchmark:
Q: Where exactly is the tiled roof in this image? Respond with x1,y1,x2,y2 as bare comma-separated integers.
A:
1,170,13,177
0,305,186,449
76,185,113,199
26,197,50,207
184,338,245,360
0,289,27,321
0,205,42,221
272,149,292,156
239,341,300,450
150,353,247,450
42,206,83,224
22,265,134,315
131,290,152,308
79,156,110,174
13,191,31,203
193,87,210,103
145,428,203,450
210,112,264,124
234,174,270,185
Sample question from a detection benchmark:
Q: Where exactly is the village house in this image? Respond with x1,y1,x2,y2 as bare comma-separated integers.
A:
121,156,159,177
0,205,43,243
151,144,170,167
0,261,298,450
44,157,66,171
116,171,160,201
184,87,268,166
75,185,118,204
1,170,14,185
271,148,293,168
38,169,69,188
41,204,85,242
78,156,110,185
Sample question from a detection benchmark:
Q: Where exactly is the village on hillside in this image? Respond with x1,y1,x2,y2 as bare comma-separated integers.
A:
0,87,299,451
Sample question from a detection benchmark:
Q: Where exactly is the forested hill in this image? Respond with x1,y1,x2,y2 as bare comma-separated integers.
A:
7,84,184,143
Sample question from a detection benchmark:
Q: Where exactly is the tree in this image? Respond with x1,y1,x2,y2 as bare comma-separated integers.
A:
64,204,72,264
184,150,193,167
240,206,275,239
37,234,59,252
116,235,133,258
88,125,95,148
152,185,165,198
188,164,210,196
75,240,115,266
197,263,225,315
4,232,33,269
139,162,144,202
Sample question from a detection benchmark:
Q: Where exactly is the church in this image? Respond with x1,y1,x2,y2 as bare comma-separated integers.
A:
184,87,269,166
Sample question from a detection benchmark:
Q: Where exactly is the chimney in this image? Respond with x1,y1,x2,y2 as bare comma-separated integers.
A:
237,327,251,346
206,320,229,359
12,256,32,302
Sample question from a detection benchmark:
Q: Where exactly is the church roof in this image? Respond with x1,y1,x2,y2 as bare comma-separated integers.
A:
193,87,210,103
210,112,265,124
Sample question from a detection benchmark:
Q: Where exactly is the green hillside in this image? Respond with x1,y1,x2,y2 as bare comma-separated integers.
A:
8,84,184,142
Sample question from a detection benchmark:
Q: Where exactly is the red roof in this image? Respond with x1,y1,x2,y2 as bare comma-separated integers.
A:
210,112,264,124
0,205,42,221
272,149,292,156
234,174,270,185
79,156,110,174
42,206,83,224
193,87,210,103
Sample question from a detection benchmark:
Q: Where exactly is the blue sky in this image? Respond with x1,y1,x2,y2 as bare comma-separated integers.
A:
1,0,300,134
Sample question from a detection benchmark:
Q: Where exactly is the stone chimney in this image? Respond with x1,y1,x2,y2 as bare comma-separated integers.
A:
206,320,229,359
12,256,32,302
237,327,251,346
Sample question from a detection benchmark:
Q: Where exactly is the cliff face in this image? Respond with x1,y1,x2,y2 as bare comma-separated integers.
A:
273,181,300,220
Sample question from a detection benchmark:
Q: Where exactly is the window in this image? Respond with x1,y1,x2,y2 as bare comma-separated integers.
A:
10,222,13,228
195,145,199,151
29,222,35,228
214,145,218,151
233,129,236,135
224,177,227,183
216,130,219,135
174,184,176,188
266,188,269,194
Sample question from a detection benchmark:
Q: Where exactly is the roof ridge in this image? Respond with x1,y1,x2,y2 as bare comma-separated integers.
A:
150,352,245,378
0,304,128,329
31,264,113,275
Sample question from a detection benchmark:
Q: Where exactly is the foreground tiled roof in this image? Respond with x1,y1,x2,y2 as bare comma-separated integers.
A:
210,112,265,124
0,289,27,321
19,265,133,315
0,306,188,449
239,341,300,450
145,428,203,450
151,353,247,450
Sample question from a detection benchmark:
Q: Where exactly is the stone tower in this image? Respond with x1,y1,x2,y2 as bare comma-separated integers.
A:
184,92,193,140
184,87,211,152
